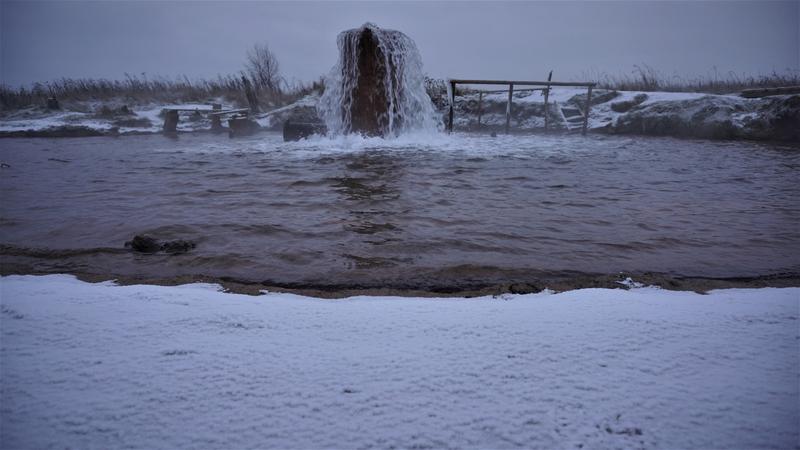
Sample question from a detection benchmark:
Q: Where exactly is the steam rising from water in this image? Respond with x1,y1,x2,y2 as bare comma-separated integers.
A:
317,23,441,137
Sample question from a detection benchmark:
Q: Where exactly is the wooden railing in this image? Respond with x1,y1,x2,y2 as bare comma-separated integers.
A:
447,77,597,135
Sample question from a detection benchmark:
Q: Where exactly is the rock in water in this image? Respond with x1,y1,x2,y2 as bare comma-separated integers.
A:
283,120,326,141
317,23,439,137
126,235,161,253
281,102,327,141
228,116,260,138
125,235,196,254
161,240,196,254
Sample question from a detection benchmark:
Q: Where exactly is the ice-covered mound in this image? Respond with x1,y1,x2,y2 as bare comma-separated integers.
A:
0,101,234,137
448,87,800,142
2,90,797,142
252,93,320,130
609,93,800,141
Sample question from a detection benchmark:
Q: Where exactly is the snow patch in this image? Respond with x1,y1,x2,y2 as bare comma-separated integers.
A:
1,274,797,449
615,277,647,289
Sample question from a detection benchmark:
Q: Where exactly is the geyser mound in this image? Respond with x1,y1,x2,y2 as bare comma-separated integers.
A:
317,23,440,137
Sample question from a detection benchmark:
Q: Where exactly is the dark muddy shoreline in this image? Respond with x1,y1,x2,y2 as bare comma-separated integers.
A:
3,262,799,298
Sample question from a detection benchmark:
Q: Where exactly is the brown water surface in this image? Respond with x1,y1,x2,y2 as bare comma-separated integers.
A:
1,132,798,290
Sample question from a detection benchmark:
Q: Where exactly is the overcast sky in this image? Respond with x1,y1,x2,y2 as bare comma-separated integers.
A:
2,1,798,87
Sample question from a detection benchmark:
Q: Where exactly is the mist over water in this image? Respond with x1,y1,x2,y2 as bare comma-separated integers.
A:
1,132,798,287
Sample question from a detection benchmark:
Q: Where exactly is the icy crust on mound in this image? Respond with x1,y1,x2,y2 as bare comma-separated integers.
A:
0,101,234,136
2,90,797,141
0,97,319,136
449,88,800,141
452,89,703,130
1,275,798,449
610,93,800,141
253,93,320,130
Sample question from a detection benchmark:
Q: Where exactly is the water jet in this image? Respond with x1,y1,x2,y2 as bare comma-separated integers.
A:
317,23,439,137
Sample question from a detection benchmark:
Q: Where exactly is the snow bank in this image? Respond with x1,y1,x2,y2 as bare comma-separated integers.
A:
253,93,320,130
451,88,800,141
0,102,234,136
3,90,796,141
2,275,797,449
609,93,800,141
450,88,710,130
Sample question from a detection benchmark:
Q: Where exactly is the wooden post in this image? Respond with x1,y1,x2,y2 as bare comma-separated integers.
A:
505,83,514,134
582,85,593,136
477,92,483,128
46,97,60,110
210,103,223,132
448,81,455,133
543,70,552,131
210,115,222,132
163,109,179,132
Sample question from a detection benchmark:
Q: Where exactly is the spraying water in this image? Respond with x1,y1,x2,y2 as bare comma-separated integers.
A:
317,23,441,137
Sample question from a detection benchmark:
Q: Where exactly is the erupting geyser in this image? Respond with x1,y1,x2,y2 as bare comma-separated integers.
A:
318,23,439,137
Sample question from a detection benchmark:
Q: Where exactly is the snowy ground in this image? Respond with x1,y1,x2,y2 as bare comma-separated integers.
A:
0,91,704,134
454,87,747,130
1,275,797,449
0,97,314,135
0,102,231,135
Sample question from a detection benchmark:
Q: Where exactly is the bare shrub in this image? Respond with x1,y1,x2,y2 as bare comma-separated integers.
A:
245,43,282,93
244,43,285,107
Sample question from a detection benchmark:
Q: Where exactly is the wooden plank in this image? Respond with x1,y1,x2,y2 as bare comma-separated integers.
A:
543,70,552,131
162,107,247,115
208,108,251,116
448,81,456,132
473,88,546,95
582,85,593,136
449,79,596,87
506,83,514,134
740,85,800,98
161,108,216,112
477,92,483,127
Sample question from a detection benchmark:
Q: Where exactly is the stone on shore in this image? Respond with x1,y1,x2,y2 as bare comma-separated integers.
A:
125,235,196,254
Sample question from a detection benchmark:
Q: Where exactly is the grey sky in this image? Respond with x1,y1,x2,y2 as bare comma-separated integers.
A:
2,1,798,87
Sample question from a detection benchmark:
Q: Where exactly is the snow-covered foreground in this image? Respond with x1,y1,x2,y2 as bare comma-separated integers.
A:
1,275,798,449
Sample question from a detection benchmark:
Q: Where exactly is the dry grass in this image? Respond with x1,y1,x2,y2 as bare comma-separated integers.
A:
586,65,800,94
0,73,323,111
5,65,797,112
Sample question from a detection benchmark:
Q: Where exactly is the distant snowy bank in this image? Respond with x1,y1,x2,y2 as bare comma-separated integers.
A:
2,275,798,449
1,90,798,142
449,89,799,142
0,101,232,137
